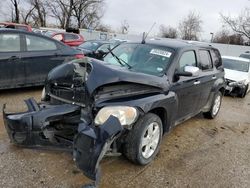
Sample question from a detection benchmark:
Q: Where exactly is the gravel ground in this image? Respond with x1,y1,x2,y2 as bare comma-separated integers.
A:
0,87,250,188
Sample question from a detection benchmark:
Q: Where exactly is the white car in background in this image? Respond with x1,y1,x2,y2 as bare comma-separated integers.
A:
222,56,250,98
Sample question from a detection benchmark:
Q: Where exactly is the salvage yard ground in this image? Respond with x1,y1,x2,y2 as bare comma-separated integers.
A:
0,87,250,188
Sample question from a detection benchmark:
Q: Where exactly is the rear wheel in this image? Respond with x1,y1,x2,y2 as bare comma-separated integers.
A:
123,113,163,165
203,91,222,119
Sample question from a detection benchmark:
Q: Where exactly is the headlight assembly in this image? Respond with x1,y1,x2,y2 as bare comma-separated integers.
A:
228,80,247,87
237,80,247,85
94,106,138,126
41,87,46,100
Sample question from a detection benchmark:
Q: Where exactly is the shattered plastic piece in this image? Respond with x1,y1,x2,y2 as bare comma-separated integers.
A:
73,115,123,180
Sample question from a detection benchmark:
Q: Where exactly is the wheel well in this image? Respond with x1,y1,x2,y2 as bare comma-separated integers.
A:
149,107,169,133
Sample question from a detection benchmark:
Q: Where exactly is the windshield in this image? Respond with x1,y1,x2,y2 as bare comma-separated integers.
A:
103,43,174,76
79,41,101,51
223,58,249,72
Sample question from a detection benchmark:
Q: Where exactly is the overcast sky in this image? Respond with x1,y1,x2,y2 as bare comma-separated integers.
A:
102,0,249,40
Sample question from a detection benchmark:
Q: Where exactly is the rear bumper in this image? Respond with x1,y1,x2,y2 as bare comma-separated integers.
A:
3,98,123,181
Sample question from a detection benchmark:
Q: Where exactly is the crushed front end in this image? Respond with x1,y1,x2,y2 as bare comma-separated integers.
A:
3,57,166,183
225,79,248,97
2,58,125,182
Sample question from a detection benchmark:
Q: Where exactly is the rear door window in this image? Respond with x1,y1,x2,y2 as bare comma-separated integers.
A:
199,50,213,70
26,35,57,51
0,34,21,52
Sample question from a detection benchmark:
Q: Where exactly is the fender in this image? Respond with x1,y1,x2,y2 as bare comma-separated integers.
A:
94,91,177,132
211,76,226,93
202,77,225,112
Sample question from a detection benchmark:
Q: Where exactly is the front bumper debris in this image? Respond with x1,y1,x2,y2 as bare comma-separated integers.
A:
225,81,247,96
3,98,123,182
73,116,123,180
3,98,80,148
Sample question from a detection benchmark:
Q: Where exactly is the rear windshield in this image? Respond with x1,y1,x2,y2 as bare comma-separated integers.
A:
222,58,249,72
64,33,79,40
16,25,28,31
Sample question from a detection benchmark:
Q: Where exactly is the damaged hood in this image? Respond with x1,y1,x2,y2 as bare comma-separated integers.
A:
46,58,170,96
224,68,248,82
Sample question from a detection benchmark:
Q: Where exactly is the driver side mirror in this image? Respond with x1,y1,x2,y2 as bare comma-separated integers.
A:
183,66,200,77
174,66,200,80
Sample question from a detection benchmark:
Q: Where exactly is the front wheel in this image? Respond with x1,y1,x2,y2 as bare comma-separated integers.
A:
203,91,222,119
123,113,163,165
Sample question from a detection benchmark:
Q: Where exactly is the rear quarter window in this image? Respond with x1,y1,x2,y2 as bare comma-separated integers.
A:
211,49,222,69
199,50,213,70
26,35,57,51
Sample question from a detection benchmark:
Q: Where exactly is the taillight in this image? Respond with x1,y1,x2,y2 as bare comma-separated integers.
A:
75,54,84,59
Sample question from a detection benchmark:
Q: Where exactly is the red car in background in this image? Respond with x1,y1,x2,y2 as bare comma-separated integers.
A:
0,22,32,32
51,32,84,47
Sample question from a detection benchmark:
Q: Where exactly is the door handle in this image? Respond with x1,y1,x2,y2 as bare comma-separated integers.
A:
8,56,20,60
194,80,201,85
212,76,216,80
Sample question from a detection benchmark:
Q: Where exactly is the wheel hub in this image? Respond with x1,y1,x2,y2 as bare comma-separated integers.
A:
212,95,221,115
141,122,160,159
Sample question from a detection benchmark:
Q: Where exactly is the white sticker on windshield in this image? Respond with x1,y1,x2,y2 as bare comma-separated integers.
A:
150,49,172,58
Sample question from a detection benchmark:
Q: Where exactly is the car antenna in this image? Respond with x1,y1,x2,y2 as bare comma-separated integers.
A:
142,22,156,44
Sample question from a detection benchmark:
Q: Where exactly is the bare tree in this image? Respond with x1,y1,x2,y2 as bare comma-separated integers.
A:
20,6,35,24
96,23,112,32
18,0,48,27
10,0,20,23
47,0,75,29
213,29,244,45
159,25,178,38
48,0,104,29
73,0,104,29
30,0,48,27
121,20,129,34
6,0,105,29
178,11,203,40
220,8,250,40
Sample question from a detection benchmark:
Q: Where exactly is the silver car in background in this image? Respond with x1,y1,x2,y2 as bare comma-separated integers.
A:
222,56,250,98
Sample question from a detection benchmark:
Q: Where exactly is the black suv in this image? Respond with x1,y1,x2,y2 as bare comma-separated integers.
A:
3,39,225,183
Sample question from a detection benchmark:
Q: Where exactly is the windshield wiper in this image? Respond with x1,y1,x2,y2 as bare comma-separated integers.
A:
107,48,132,69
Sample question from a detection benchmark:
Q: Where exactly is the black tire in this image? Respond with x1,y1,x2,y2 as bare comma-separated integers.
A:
239,84,248,98
123,113,163,165
203,91,222,119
